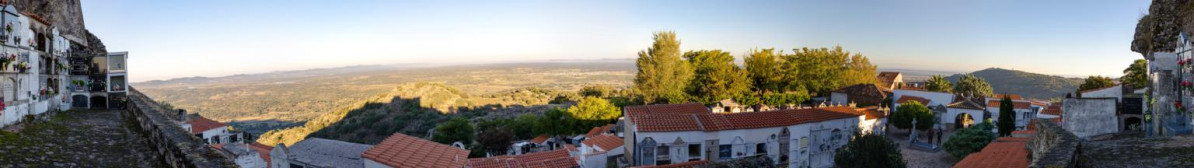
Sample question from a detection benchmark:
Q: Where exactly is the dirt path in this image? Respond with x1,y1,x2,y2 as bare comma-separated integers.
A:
0,110,163,167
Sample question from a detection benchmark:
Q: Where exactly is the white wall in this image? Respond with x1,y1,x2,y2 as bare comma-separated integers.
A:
892,90,953,108
200,126,228,144
1082,85,1123,101
829,92,848,106
235,153,267,168
630,117,860,168
945,108,985,126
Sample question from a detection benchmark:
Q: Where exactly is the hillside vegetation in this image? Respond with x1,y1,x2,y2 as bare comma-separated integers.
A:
945,68,1084,99
135,61,633,137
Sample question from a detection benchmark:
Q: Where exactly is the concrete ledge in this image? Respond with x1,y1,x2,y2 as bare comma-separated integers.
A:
1028,120,1079,168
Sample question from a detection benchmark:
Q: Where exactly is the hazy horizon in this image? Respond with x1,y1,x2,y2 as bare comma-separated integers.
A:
82,1,1149,82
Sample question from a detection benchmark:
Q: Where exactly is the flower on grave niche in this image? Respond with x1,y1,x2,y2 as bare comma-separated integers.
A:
5,22,11,33
1184,81,1192,87
1180,59,1187,66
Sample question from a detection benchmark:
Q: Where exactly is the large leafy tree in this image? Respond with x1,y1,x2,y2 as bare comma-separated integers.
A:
925,75,953,93
685,50,753,104
475,127,514,155
431,117,476,144
835,133,907,168
1078,76,1117,92
634,31,694,104
943,122,995,158
567,97,621,121
536,108,574,136
744,48,786,93
890,101,934,130
996,96,1016,136
954,74,993,98
788,46,877,95
1122,59,1148,88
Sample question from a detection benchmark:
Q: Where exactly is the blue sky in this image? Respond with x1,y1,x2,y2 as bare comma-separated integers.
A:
81,1,1151,82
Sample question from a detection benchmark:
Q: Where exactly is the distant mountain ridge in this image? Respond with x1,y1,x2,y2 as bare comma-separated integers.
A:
944,68,1084,99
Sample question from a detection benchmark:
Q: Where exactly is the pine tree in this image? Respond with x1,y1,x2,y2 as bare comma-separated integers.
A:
685,50,752,104
996,96,1016,136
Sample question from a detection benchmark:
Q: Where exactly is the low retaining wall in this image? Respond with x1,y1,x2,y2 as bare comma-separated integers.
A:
125,87,236,168
1028,120,1080,168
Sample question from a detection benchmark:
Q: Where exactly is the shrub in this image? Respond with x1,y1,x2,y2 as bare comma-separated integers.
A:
835,133,907,168
942,122,996,158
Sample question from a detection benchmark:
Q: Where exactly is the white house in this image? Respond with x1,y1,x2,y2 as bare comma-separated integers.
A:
216,143,269,168
182,115,239,144
986,96,1035,131
891,89,953,108
579,134,625,168
361,133,469,168
622,103,871,168
945,100,987,129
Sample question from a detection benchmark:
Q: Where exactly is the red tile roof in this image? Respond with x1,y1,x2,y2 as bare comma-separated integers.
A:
467,148,579,168
626,104,864,132
19,12,49,25
1041,104,1063,116
531,134,550,144
187,116,227,134
631,160,711,168
954,141,1029,168
895,96,930,105
996,137,1031,142
585,124,615,137
987,100,1031,109
582,134,624,151
249,142,274,166
210,143,225,150
991,94,1024,100
877,72,901,88
362,133,469,168
858,106,886,120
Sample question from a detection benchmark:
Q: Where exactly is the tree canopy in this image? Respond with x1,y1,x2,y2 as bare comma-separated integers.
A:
835,133,907,168
567,97,621,121
431,117,475,144
791,46,877,95
634,31,693,104
943,122,995,158
925,75,953,93
954,74,993,98
1079,76,1117,92
685,50,753,104
1121,59,1148,88
996,96,1016,136
891,101,934,130
744,48,785,93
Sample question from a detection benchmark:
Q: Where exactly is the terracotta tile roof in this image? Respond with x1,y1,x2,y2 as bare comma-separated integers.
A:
187,116,227,134
1028,99,1050,107
467,148,579,168
896,96,930,105
585,124,615,137
211,143,225,150
581,134,623,152
996,137,1031,142
631,160,711,168
991,94,1024,100
249,142,274,166
1041,104,1063,116
987,100,1031,109
625,104,864,132
625,103,710,115
856,106,886,120
877,72,901,88
531,134,550,144
362,133,469,168
19,12,49,25
954,141,1029,168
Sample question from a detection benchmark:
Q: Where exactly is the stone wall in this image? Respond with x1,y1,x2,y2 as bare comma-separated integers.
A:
1062,98,1119,138
125,87,237,168
1028,120,1079,168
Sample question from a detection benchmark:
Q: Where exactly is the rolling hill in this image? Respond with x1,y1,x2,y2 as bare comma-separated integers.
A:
945,68,1085,99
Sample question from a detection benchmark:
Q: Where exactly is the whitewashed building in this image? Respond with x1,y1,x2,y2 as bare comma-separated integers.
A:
622,103,876,168
986,94,1036,130
0,5,74,128
271,138,375,168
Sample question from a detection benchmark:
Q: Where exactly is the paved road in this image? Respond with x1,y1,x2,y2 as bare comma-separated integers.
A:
0,110,162,167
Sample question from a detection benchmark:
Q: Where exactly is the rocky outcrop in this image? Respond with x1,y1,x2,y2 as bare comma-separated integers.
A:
9,0,88,42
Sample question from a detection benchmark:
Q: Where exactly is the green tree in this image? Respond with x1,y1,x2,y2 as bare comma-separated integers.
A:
954,74,993,98
685,50,753,104
835,133,907,168
761,91,810,107
431,117,475,144
634,31,694,104
788,46,877,95
925,75,953,93
1122,59,1148,88
891,101,934,130
475,127,514,155
580,84,617,98
1078,76,1117,92
745,48,786,93
567,97,621,121
537,108,574,136
943,122,995,158
996,96,1016,136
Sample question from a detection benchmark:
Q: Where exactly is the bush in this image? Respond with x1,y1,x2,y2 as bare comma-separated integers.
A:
891,101,934,130
835,133,906,168
942,122,996,158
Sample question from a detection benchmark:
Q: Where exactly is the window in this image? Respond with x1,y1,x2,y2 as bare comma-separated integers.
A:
688,144,701,159
656,146,671,165
719,145,732,160
756,143,767,155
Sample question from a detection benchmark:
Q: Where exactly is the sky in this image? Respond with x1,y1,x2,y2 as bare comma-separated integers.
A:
80,0,1152,82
